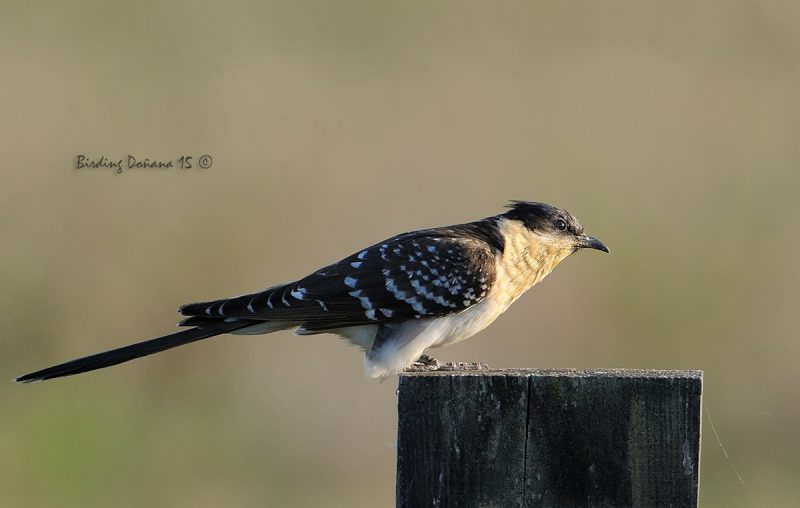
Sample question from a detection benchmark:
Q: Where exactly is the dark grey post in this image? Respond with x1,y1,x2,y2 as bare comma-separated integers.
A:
396,369,702,508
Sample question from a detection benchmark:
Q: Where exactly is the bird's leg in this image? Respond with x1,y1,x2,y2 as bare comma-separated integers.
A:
404,354,489,373
416,354,440,366
405,354,442,372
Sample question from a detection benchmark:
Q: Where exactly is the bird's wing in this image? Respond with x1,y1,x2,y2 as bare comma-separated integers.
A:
178,229,498,330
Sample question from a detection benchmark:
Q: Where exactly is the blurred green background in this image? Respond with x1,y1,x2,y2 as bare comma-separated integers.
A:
2,1,799,506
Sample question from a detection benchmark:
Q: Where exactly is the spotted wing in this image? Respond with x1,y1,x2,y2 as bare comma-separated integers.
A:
178,230,497,330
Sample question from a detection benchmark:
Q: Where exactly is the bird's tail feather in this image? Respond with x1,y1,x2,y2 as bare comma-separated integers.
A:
15,320,258,383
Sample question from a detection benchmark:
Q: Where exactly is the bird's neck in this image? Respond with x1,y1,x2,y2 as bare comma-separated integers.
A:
493,218,573,308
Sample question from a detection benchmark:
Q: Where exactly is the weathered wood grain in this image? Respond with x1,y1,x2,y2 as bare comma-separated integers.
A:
396,369,702,508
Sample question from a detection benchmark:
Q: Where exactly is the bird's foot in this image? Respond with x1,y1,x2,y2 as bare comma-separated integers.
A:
405,354,442,372
436,360,490,372
404,354,489,373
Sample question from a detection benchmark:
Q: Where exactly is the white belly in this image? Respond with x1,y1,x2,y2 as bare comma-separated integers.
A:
359,294,513,378
425,296,509,349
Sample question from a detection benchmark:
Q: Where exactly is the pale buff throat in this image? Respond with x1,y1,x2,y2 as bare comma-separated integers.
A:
492,218,576,308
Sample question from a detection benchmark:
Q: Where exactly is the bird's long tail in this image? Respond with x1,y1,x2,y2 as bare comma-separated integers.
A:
15,320,259,383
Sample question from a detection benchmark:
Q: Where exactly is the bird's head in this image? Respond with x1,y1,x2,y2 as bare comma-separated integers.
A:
503,201,609,257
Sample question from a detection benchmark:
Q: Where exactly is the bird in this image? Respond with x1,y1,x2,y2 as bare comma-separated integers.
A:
16,201,608,383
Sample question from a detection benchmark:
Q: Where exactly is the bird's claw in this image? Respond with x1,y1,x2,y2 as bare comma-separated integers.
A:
405,354,442,372
404,354,489,373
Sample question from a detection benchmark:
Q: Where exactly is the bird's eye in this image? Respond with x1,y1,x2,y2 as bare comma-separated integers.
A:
554,219,568,231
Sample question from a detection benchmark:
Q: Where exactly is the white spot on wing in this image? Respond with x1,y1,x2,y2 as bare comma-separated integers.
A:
433,295,455,307
410,279,435,300
344,276,358,288
349,290,375,310
405,296,427,314
365,309,377,320
385,277,408,300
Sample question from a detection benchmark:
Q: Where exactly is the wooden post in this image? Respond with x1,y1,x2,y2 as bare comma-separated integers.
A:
396,368,702,508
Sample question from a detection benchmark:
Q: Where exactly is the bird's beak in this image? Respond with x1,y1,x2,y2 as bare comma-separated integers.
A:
578,235,609,253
